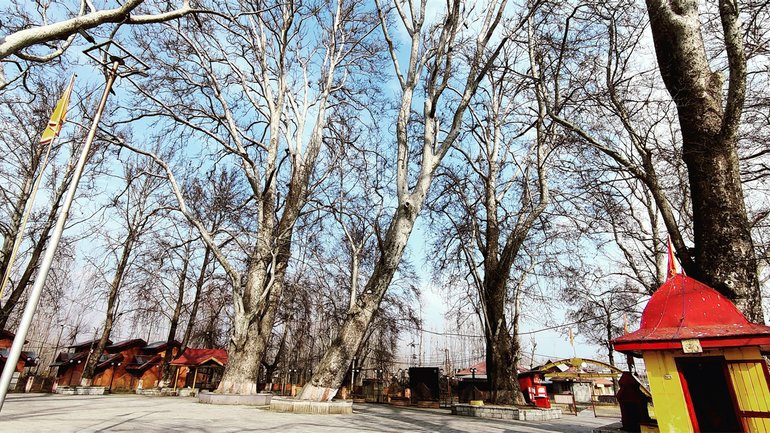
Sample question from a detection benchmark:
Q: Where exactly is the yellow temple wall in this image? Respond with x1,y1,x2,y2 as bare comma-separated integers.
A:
643,347,770,433
724,347,770,432
642,351,694,433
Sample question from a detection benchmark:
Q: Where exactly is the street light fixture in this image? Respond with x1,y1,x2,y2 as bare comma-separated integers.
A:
287,368,298,396
374,368,384,403
470,367,478,401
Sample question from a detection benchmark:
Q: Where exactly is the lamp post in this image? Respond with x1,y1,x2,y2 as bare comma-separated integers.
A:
350,357,357,400
374,369,383,403
470,367,478,401
287,368,297,396
0,40,148,412
440,368,445,405
272,372,279,393
108,362,121,393
351,367,361,400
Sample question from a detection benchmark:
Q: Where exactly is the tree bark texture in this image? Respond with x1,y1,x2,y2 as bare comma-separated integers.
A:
483,277,523,405
645,0,761,321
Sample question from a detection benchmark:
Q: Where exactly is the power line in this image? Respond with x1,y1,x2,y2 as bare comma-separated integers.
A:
401,297,649,339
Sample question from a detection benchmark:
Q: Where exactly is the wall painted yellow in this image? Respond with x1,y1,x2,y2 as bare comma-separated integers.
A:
724,347,770,433
642,351,694,433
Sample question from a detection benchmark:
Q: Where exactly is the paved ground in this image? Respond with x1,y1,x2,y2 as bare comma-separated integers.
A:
1,394,619,432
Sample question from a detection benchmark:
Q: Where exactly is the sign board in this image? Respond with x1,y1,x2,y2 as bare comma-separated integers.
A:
681,339,703,353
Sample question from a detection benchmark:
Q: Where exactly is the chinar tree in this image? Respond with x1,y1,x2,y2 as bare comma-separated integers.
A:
644,0,762,320
124,0,383,394
433,26,553,404
299,0,523,401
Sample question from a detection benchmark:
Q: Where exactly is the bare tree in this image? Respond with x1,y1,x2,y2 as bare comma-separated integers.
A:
299,0,514,401
0,78,101,329
119,0,383,394
80,154,166,385
570,282,640,366
428,31,553,403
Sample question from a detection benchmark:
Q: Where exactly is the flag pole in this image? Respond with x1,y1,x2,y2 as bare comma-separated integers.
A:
0,75,76,301
0,60,120,411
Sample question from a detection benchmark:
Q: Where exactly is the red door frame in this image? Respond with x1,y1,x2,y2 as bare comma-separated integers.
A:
675,356,744,433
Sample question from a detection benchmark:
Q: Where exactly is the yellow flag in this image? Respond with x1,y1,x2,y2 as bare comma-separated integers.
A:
0,75,75,301
39,76,76,145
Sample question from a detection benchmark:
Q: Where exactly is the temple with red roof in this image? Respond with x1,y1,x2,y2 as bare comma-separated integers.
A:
613,274,770,432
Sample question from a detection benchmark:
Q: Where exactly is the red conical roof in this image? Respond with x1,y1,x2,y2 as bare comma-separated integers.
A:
613,274,770,353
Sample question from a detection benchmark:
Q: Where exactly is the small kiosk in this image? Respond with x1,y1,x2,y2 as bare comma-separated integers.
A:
614,275,770,432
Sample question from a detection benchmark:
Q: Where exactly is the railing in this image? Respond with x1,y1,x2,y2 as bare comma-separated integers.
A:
590,394,621,418
552,393,578,415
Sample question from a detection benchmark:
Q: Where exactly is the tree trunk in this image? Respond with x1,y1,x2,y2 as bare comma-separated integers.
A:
81,233,134,385
483,273,524,405
645,0,761,321
0,167,69,329
216,175,304,394
217,297,278,394
0,169,34,290
299,206,418,401
160,249,189,385
180,246,211,353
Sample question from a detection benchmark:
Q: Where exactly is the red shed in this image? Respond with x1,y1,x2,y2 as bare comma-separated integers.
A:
170,348,227,391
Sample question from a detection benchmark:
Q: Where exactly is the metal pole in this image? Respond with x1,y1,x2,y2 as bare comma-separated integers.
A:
0,60,120,411
350,357,356,400
108,362,117,393
471,368,477,401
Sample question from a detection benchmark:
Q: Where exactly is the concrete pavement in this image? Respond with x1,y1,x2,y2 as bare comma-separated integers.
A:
0,394,619,432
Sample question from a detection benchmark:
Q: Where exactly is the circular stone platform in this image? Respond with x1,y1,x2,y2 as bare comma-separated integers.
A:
198,391,272,406
270,397,353,414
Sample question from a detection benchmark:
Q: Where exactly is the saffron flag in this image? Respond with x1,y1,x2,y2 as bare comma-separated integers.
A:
39,76,76,145
0,75,75,301
666,236,679,280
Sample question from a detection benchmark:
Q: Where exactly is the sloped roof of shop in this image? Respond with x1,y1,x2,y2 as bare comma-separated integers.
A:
126,354,161,372
170,348,227,367
95,353,125,371
50,351,88,367
67,338,112,352
142,340,180,353
106,339,147,353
